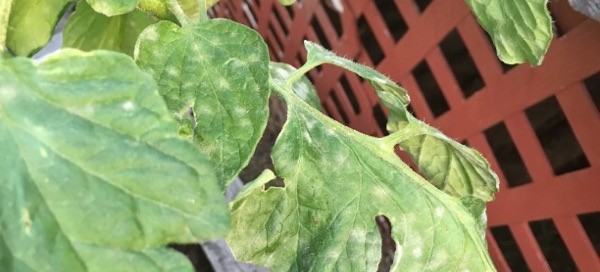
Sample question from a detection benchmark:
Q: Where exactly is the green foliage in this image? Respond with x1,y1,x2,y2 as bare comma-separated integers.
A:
0,0,554,270
135,19,270,190
227,41,496,271
0,49,228,270
465,0,553,66
64,1,157,56
5,0,71,56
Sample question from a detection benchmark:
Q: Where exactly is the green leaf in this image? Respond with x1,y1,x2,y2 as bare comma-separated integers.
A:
63,1,156,56
6,0,71,56
465,0,553,66
0,49,229,271
228,77,496,271
302,41,498,202
86,0,140,16
137,0,221,21
270,62,321,110
0,0,11,51
135,19,270,191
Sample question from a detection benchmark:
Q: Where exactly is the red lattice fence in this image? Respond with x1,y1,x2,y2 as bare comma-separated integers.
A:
211,0,600,270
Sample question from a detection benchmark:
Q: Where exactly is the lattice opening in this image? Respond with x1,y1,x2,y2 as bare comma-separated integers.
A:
323,2,342,37
284,3,294,18
529,219,578,271
272,6,289,36
412,60,450,117
440,29,485,98
525,96,590,175
484,122,532,187
414,0,433,13
330,91,350,124
375,0,408,42
310,17,332,50
584,72,600,112
339,74,360,114
265,38,278,60
490,226,529,272
269,24,284,53
578,212,600,256
373,104,389,135
357,15,385,65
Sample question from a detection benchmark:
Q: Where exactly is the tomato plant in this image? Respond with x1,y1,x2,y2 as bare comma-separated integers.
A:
0,0,552,271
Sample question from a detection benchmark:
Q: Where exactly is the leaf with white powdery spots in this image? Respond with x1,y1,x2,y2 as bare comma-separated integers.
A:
64,1,157,56
269,62,321,110
465,0,553,66
135,19,270,190
303,41,498,203
0,49,229,271
227,42,497,271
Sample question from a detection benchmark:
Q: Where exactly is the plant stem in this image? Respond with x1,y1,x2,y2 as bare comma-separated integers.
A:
284,60,322,90
198,0,208,22
167,0,190,26
0,0,13,53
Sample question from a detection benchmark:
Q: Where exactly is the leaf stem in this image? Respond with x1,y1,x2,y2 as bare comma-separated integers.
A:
167,0,190,26
0,0,13,53
284,60,322,90
198,0,208,22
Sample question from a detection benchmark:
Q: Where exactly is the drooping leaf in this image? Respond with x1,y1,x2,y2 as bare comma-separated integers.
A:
63,1,156,56
135,19,270,191
302,41,498,202
137,0,222,21
0,49,229,271
0,0,11,50
6,0,71,56
86,0,140,16
270,62,321,110
465,0,553,66
228,75,496,271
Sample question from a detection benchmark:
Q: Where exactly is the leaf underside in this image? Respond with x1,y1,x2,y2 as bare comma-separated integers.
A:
0,49,229,271
86,0,141,16
135,19,270,191
64,1,157,56
227,41,498,272
465,0,553,66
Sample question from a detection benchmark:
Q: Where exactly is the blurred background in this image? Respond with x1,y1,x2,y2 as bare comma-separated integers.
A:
209,0,600,271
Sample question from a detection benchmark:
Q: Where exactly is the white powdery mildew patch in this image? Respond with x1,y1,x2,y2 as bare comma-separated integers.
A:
143,27,159,42
303,131,313,144
166,67,179,77
350,228,367,244
435,206,445,218
121,101,136,111
218,78,230,89
412,246,423,258
295,83,310,100
39,147,48,158
0,86,17,102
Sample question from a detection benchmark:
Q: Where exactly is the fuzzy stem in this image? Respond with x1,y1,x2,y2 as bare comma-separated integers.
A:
198,0,208,22
168,0,190,26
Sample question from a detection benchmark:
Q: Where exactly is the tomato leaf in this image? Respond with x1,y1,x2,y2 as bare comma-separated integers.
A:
135,19,270,191
465,0,553,66
270,61,321,110
227,42,497,271
64,1,156,56
6,0,71,56
0,49,229,271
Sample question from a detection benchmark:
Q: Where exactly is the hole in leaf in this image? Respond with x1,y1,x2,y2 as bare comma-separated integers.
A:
484,122,532,187
339,74,360,114
412,60,449,117
323,2,342,37
440,29,485,98
357,15,385,65
414,0,433,13
529,219,578,271
373,104,389,135
376,215,395,272
310,16,332,50
490,226,529,272
272,6,289,36
170,244,215,272
584,72,600,112
375,0,408,42
525,96,590,175
578,212,600,256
